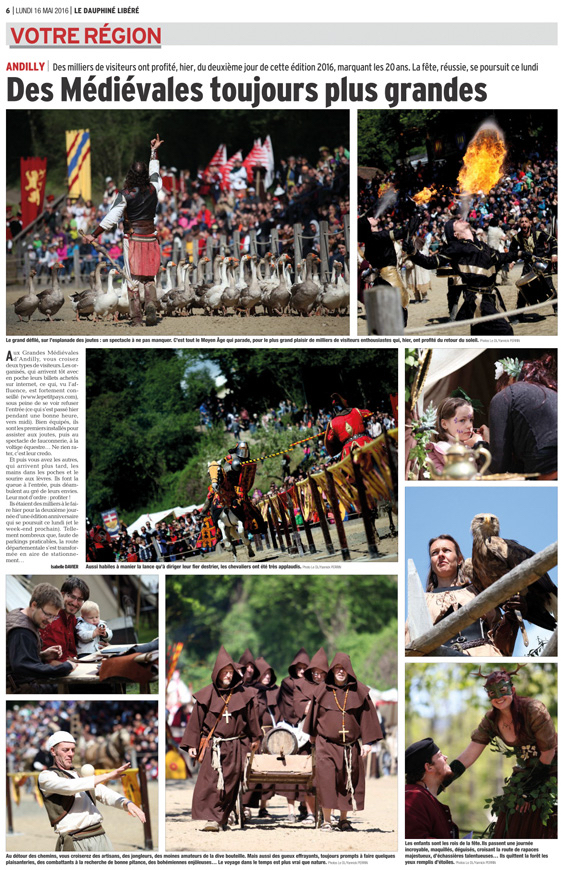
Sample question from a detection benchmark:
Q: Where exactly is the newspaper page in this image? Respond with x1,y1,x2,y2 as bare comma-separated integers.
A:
2,1,559,869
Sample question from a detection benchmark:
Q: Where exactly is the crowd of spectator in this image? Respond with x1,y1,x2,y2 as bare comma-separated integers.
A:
14,143,350,281
358,148,557,274
6,701,158,780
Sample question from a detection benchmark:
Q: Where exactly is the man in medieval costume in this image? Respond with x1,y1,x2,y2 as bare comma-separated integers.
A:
325,394,374,459
84,134,164,327
404,218,528,335
180,646,261,831
223,442,267,536
38,730,145,851
276,647,311,823
404,737,459,839
303,652,383,831
509,214,557,319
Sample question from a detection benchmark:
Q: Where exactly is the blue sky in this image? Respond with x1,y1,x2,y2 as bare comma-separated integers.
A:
405,486,558,655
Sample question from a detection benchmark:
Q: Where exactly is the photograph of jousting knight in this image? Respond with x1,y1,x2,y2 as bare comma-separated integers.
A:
7,109,350,336
357,109,557,336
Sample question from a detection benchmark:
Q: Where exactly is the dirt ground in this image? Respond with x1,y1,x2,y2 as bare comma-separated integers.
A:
6,278,349,337
184,514,398,564
5,780,158,852
357,264,558,336
165,774,397,853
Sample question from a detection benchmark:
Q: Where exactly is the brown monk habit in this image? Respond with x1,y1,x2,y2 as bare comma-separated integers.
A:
239,647,261,686
276,647,310,725
180,645,261,826
293,647,330,720
242,656,280,810
303,652,383,811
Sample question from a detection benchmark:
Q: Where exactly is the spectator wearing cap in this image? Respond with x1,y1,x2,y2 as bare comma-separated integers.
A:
38,730,145,851
404,738,459,838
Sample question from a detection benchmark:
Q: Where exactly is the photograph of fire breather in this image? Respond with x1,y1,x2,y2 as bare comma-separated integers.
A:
357,109,557,337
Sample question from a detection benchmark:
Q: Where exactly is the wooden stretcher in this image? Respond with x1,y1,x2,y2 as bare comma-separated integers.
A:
238,726,318,828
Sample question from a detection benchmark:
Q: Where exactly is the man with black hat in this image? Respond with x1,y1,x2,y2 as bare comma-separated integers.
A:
404,218,526,335
404,738,461,838
38,730,145,851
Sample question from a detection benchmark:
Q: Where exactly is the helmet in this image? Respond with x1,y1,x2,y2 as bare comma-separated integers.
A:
235,441,250,460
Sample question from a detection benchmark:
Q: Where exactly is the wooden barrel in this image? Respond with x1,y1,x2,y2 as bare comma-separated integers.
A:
262,726,298,756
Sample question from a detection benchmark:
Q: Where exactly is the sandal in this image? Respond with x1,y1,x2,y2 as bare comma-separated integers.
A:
301,814,316,827
337,818,355,832
320,822,333,832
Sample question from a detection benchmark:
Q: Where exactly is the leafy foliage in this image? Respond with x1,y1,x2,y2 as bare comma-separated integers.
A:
167,574,397,692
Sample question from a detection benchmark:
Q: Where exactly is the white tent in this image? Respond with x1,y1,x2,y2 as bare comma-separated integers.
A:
127,505,202,536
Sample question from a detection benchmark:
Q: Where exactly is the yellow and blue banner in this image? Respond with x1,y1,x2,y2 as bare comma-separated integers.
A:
66,129,91,200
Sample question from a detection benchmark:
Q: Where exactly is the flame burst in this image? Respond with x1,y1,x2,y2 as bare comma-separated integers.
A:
458,123,507,196
412,186,438,204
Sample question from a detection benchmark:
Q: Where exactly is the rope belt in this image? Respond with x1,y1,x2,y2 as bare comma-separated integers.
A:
343,744,358,812
211,734,243,791
56,822,105,852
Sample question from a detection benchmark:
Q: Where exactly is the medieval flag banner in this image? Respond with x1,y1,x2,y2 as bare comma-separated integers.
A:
101,507,120,537
66,129,91,200
20,157,47,228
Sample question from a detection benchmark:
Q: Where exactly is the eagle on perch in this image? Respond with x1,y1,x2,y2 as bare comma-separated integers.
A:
470,513,557,631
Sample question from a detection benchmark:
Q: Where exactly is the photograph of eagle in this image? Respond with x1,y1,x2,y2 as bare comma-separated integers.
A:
470,513,557,631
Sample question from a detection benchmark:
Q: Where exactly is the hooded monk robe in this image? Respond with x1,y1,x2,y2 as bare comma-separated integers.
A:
303,652,383,811
180,646,261,825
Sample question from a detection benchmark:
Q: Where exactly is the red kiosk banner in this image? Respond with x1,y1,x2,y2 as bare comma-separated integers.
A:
20,157,47,228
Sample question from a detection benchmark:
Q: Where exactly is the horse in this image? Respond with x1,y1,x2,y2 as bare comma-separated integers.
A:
206,459,255,561
74,727,131,769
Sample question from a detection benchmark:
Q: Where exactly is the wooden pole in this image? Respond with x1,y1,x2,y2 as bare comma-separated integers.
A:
287,490,306,556
307,473,334,556
266,503,281,551
6,773,13,834
276,497,295,552
364,285,404,336
542,627,558,657
294,483,317,555
352,459,380,558
324,471,351,561
138,764,153,850
406,543,558,656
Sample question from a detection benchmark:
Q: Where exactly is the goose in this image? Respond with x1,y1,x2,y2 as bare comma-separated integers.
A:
14,269,39,322
266,254,292,315
238,255,263,316
93,267,120,321
317,261,349,315
36,262,65,321
290,253,321,316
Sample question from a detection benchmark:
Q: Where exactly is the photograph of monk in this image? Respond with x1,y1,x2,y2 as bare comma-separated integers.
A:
405,348,557,480
405,487,557,657
405,662,557,840
86,347,398,564
358,109,557,336
165,573,397,850
6,700,158,852
7,108,350,336
6,574,159,694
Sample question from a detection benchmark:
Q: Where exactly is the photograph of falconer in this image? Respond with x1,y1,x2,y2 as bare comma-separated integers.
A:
84,134,164,327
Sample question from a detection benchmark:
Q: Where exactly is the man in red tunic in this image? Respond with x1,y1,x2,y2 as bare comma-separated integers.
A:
325,394,373,459
40,577,91,662
404,738,459,838
85,135,164,327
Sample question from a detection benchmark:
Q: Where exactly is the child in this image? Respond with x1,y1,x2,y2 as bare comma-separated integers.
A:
76,601,113,656
427,396,489,475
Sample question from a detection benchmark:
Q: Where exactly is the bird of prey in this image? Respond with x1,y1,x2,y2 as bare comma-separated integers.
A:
470,513,557,631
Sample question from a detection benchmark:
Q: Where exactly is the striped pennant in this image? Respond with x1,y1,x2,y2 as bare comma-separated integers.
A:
66,129,91,200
